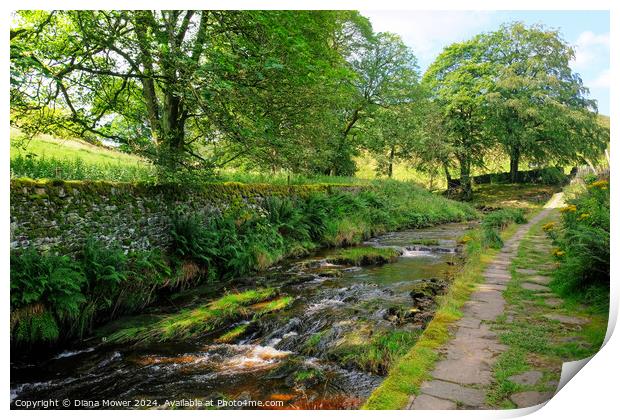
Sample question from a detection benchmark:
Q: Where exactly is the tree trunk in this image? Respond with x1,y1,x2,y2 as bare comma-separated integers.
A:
509,146,520,183
387,145,395,178
444,164,452,186
330,108,361,175
444,164,460,191
459,158,472,201
156,90,188,168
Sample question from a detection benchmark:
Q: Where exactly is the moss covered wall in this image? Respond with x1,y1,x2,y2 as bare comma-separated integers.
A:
10,179,361,255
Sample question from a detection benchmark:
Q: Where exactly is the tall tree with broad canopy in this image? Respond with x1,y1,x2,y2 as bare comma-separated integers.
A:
483,22,607,182
423,36,494,200
10,10,369,174
423,23,607,199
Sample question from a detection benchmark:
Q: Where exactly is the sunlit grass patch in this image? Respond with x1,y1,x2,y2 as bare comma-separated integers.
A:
472,184,560,210
104,288,284,344
216,323,250,343
326,246,401,266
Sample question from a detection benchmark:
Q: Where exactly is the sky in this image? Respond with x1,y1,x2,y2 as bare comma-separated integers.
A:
361,10,610,116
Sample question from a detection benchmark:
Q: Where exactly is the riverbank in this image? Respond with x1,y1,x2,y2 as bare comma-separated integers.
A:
10,178,477,350
11,220,474,407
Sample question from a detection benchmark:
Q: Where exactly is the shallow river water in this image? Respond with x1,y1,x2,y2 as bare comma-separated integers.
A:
11,222,474,409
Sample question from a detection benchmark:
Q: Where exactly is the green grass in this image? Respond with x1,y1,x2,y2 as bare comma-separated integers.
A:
326,246,401,266
216,323,250,343
472,183,560,210
11,129,156,182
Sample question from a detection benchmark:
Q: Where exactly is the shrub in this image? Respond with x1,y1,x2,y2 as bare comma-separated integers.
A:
301,193,331,241
264,196,310,242
81,239,128,312
10,250,86,343
11,244,174,346
538,167,567,185
551,177,609,307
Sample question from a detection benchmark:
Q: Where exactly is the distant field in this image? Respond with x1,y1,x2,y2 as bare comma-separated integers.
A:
10,128,149,167
10,128,156,182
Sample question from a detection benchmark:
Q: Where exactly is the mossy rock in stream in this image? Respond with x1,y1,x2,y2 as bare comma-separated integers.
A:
292,368,326,389
326,246,401,266
384,304,420,324
409,278,447,302
314,268,343,278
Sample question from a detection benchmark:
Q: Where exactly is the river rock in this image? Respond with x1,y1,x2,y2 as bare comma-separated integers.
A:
409,278,446,301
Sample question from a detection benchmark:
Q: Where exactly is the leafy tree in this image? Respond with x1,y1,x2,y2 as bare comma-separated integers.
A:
483,22,607,181
361,102,422,178
10,10,363,174
423,37,494,200
329,32,420,176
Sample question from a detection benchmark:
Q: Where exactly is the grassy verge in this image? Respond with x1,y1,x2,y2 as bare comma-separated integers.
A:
362,222,518,409
485,211,608,408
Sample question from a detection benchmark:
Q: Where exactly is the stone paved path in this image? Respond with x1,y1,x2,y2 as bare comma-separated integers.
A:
408,194,564,410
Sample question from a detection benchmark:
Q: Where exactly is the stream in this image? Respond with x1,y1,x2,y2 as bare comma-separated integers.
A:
11,222,474,409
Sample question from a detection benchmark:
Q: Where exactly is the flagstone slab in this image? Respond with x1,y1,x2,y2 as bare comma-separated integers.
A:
421,380,486,406
461,299,504,321
470,289,504,303
410,394,456,410
508,371,543,386
510,391,553,408
432,358,492,385
543,314,588,325
516,268,538,275
534,292,557,297
456,317,481,329
527,275,551,285
521,282,551,292
544,298,564,308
